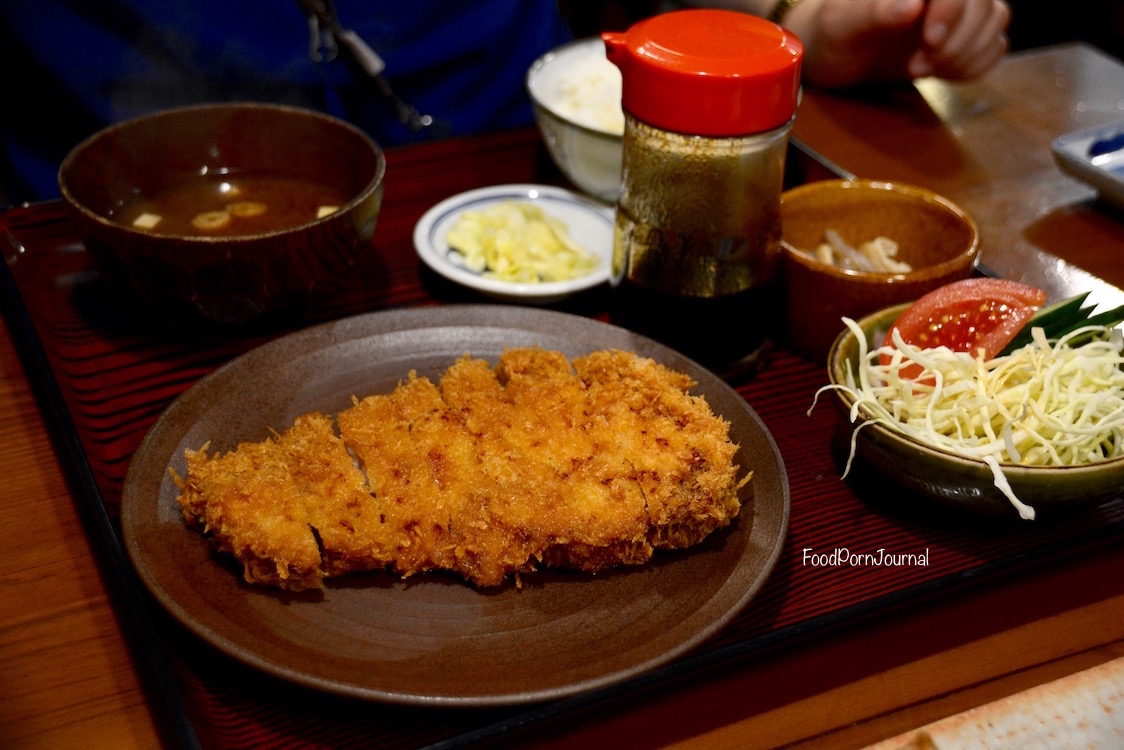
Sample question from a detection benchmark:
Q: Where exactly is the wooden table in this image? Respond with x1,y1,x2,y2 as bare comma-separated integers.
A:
3,42,1124,749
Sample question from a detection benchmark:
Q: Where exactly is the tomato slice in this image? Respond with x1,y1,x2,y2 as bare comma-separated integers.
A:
880,278,1048,372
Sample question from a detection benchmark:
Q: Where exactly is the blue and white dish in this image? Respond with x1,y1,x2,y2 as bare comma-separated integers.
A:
1051,120,1124,210
414,184,614,304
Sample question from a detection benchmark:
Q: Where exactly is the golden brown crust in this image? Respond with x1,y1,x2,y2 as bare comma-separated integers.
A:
174,348,747,590
572,350,744,550
175,413,381,591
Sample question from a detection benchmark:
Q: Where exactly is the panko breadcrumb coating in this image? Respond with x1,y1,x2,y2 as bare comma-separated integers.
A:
174,348,748,590
173,413,391,591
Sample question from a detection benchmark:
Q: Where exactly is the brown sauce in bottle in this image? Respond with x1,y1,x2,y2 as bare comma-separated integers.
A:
609,117,788,371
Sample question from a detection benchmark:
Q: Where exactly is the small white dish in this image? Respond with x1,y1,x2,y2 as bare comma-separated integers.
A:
414,184,614,304
1051,120,1124,210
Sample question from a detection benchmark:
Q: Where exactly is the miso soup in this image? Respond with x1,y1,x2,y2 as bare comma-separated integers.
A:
118,172,351,237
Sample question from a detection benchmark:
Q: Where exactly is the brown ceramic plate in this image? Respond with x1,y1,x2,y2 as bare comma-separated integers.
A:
121,305,789,706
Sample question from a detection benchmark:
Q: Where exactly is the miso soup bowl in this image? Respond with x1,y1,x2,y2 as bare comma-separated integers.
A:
59,103,386,331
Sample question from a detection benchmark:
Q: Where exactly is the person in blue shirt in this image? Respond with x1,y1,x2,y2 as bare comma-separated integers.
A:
0,0,1013,206
0,0,572,205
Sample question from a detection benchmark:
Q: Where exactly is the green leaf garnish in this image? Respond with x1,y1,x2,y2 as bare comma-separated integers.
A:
1000,291,1124,355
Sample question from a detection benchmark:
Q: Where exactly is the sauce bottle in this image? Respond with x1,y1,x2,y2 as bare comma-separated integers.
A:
603,10,803,373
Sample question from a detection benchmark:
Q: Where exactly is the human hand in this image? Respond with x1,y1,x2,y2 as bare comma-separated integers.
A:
784,0,1011,88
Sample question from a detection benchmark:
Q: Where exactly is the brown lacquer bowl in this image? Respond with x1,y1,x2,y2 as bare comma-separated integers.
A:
781,179,980,363
59,103,385,332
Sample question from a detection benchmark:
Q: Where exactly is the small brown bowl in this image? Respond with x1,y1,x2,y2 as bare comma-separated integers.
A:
59,103,386,332
780,179,979,362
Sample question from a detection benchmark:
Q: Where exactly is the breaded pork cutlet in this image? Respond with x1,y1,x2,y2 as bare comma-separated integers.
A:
572,350,744,551
173,412,391,591
338,350,655,587
337,369,524,584
474,349,652,575
175,348,747,590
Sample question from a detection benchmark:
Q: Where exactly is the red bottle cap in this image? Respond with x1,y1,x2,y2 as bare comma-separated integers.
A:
603,10,803,137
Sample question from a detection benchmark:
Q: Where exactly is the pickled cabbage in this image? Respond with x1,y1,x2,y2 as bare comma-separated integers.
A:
446,201,599,284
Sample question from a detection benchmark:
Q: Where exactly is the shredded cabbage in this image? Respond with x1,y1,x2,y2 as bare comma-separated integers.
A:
811,321,1124,520
446,200,599,284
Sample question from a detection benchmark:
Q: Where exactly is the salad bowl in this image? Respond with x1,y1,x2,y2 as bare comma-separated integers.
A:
825,303,1124,520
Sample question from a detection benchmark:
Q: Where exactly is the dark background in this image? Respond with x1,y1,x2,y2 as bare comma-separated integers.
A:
562,1,1124,60
3,1,1122,209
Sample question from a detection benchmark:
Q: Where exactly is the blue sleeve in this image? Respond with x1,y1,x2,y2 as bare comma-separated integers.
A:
0,0,572,203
